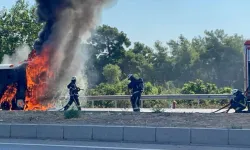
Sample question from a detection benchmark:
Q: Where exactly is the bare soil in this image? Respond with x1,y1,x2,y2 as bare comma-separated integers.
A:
0,111,249,129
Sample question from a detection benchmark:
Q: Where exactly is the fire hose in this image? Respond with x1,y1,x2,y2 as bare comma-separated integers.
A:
212,100,247,113
212,103,231,113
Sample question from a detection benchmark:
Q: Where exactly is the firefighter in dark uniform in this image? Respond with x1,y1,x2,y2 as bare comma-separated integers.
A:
63,76,81,111
127,74,144,112
229,89,246,113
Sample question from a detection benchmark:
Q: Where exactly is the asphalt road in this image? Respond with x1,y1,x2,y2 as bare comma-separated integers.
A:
0,139,249,150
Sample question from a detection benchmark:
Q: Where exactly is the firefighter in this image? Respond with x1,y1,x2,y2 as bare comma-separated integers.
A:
229,89,246,113
63,76,81,111
127,74,144,112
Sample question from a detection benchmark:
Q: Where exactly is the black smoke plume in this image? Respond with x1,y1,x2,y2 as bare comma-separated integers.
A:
33,0,73,53
32,0,115,101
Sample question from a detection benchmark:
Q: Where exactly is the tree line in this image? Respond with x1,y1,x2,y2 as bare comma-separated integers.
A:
0,0,245,108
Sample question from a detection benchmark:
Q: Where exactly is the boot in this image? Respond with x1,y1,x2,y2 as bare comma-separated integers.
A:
63,105,70,111
133,107,140,112
77,106,81,111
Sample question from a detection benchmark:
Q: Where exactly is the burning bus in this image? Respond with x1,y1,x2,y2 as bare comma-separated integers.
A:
0,63,27,110
0,49,54,111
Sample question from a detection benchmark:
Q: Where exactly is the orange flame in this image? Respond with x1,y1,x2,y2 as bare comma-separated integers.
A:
0,46,56,111
0,83,17,109
24,47,54,111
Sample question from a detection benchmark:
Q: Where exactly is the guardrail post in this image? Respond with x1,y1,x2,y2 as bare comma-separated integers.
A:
92,100,94,108
114,100,117,108
141,100,143,108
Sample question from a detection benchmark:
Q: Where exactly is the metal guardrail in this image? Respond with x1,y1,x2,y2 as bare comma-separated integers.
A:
73,94,234,100
59,94,234,108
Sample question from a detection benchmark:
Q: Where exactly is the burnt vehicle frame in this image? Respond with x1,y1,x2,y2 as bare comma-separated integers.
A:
0,63,27,110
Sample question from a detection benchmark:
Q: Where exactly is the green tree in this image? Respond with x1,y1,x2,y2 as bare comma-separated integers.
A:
87,24,131,65
0,0,43,62
167,35,199,86
151,41,173,84
102,64,122,83
191,29,244,88
120,42,154,81
86,24,131,83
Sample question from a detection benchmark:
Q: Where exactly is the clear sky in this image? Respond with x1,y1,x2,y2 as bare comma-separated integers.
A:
1,0,250,48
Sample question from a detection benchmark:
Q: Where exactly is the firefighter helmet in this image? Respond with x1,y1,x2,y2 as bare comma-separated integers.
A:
127,74,133,80
231,89,239,95
72,76,76,81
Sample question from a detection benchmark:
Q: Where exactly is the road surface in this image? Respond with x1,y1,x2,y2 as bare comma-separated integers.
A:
49,108,235,113
0,139,248,150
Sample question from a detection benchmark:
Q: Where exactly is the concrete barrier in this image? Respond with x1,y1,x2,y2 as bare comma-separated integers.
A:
1,124,250,146
63,125,92,140
93,125,123,141
37,124,63,139
229,129,250,146
191,128,228,145
124,126,156,143
11,124,36,138
0,124,10,138
156,127,190,144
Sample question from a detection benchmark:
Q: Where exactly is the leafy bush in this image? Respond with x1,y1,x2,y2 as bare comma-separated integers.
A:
86,78,233,108
181,79,218,94
152,104,165,113
64,108,80,119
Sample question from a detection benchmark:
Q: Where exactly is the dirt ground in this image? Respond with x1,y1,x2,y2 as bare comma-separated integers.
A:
0,111,249,129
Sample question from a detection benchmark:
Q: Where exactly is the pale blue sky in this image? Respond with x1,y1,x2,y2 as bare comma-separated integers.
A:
1,0,250,47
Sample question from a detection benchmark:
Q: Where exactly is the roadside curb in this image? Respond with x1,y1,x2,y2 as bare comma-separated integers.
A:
0,124,248,146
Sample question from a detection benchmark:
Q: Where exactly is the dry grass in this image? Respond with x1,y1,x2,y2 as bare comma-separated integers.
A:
0,111,249,129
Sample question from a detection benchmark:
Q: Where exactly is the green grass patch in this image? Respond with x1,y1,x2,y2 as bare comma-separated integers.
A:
64,108,80,119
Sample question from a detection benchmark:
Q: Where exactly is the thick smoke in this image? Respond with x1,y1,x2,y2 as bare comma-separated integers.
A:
33,0,115,102
54,44,90,108
2,45,30,65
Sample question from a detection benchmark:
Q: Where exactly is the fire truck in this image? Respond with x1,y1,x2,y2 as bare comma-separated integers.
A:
243,40,250,112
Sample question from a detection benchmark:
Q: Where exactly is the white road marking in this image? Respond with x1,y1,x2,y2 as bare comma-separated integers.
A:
0,142,163,150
